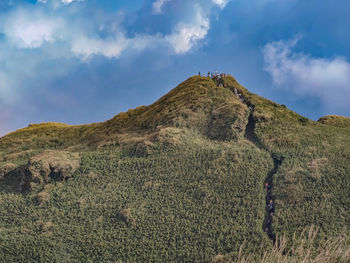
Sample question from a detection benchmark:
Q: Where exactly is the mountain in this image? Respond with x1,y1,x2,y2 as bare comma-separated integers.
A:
0,75,349,262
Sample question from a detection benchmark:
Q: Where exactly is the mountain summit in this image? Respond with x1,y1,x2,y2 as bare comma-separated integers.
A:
0,75,349,262
0,75,317,148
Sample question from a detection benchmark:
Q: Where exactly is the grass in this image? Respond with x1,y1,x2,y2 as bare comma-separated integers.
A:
318,115,350,128
216,226,350,263
0,75,348,262
0,139,273,262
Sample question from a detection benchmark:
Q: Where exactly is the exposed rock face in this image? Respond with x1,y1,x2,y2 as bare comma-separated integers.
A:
0,163,25,192
0,163,18,177
207,101,249,141
24,150,80,191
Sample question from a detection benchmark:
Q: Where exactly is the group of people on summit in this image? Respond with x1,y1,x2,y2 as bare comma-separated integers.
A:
199,71,228,88
199,71,226,79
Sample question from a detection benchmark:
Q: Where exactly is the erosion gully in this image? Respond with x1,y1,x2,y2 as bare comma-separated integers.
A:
215,80,284,244
244,109,283,244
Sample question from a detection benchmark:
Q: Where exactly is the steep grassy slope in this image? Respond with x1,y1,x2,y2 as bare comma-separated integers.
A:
0,140,273,262
222,76,350,249
0,77,248,160
318,115,350,128
0,75,349,262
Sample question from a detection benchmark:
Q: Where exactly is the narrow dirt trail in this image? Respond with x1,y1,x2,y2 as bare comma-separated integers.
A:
244,109,283,244
212,78,284,243
263,156,282,243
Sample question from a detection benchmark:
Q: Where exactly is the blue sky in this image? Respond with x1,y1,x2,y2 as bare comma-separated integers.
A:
0,0,349,135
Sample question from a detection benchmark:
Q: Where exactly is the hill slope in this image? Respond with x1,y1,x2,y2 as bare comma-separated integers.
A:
0,75,349,262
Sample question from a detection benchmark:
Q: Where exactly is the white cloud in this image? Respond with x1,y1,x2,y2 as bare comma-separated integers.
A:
2,1,214,59
61,0,83,4
152,0,171,14
37,0,83,4
71,8,210,58
3,12,62,48
212,0,230,9
165,8,210,54
71,34,130,59
263,37,350,110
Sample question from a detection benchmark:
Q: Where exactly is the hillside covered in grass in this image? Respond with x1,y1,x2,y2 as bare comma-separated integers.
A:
0,75,349,262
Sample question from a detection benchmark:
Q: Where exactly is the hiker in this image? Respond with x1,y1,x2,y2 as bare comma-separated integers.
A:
199,71,201,76
264,182,269,195
268,200,274,214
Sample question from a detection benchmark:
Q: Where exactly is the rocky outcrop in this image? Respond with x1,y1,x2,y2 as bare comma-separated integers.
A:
207,101,249,141
0,163,19,177
24,150,80,191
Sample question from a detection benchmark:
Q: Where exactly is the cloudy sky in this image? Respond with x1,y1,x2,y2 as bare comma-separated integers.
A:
0,0,349,135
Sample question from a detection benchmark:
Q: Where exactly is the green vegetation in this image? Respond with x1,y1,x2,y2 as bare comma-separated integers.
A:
214,226,350,262
318,115,350,128
0,75,349,262
222,76,350,242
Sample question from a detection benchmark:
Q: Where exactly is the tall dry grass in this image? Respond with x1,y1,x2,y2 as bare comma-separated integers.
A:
219,226,350,263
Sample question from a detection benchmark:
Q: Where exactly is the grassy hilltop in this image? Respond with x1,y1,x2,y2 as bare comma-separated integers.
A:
0,75,349,262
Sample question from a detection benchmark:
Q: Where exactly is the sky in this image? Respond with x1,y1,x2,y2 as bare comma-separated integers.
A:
0,0,349,135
